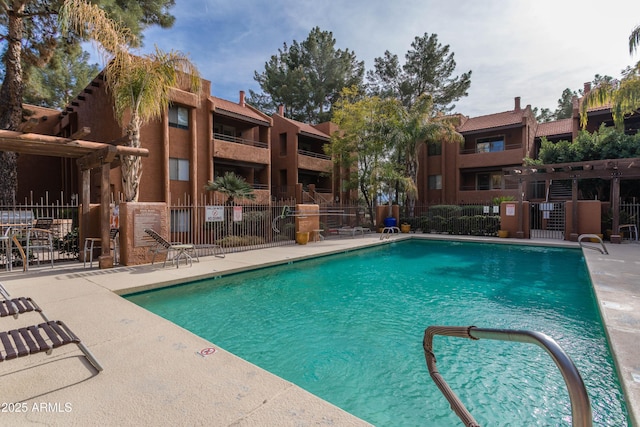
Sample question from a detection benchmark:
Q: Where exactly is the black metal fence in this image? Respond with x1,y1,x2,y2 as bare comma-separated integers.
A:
1,192,79,269
399,203,501,236
169,195,298,254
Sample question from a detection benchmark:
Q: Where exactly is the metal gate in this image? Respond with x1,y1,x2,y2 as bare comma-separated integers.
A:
530,202,565,240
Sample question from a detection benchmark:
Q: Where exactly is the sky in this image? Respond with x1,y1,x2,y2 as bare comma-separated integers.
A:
134,0,640,118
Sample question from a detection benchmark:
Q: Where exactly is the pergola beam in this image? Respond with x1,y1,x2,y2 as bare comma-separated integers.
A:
0,129,149,268
503,157,639,243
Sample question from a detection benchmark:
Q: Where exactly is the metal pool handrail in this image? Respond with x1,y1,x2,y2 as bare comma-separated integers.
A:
422,325,593,427
578,234,608,255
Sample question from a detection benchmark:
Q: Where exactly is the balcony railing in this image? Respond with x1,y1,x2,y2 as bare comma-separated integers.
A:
459,143,522,155
298,149,331,160
459,182,519,191
213,133,268,149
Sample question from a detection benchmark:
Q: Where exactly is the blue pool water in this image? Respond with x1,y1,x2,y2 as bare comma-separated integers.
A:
126,240,629,426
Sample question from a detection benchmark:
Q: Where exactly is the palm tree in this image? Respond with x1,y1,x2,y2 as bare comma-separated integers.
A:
396,94,462,215
630,24,640,55
60,0,201,202
581,24,640,129
204,172,256,206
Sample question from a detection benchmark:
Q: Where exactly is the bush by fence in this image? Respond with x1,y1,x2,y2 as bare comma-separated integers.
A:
400,204,501,236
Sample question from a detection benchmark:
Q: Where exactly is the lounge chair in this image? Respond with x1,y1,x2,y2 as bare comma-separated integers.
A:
0,283,103,372
144,228,200,268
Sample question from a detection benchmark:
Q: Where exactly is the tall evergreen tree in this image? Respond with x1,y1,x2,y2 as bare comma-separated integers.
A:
554,88,577,120
23,42,100,108
0,0,176,204
251,27,364,123
367,33,471,111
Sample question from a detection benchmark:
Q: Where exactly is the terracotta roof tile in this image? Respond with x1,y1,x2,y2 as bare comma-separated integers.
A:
535,118,573,137
210,96,270,125
457,109,525,133
276,115,331,140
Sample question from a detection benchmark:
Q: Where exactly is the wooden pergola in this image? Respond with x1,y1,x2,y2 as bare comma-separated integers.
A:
503,158,640,241
0,129,149,267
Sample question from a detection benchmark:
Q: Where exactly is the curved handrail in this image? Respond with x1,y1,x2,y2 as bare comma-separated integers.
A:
578,234,608,255
423,325,592,427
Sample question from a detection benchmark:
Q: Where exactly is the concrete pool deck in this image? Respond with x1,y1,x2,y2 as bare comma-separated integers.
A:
0,234,638,426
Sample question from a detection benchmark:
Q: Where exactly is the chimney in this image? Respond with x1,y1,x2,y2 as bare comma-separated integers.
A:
584,82,591,94
239,90,245,107
514,96,521,111
278,104,284,116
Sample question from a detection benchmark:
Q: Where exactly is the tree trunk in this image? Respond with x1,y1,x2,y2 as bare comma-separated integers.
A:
0,4,25,205
122,115,142,202
407,157,418,218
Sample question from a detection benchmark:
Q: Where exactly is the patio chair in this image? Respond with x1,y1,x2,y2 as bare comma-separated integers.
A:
0,283,103,372
25,217,54,270
1,227,11,271
83,228,120,268
144,228,200,268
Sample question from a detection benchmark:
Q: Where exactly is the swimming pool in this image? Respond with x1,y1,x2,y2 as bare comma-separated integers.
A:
126,240,629,426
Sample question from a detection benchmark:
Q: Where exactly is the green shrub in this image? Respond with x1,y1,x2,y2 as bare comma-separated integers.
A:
55,228,79,256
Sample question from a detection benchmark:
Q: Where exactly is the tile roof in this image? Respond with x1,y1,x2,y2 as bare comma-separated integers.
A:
457,109,526,133
276,114,331,140
535,118,573,137
210,96,270,125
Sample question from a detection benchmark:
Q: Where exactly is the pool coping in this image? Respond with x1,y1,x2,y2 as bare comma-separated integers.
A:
0,233,638,425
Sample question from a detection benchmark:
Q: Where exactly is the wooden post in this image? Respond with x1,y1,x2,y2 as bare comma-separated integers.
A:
570,177,579,241
516,178,524,238
81,169,90,257
610,175,622,243
98,162,113,268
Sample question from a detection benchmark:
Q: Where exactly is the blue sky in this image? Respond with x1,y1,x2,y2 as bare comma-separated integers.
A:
131,0,640,118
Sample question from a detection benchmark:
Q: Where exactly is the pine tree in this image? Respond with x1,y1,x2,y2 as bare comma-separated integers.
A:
367,33,471,111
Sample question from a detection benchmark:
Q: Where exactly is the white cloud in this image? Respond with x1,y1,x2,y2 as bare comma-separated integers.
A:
139,0,640,117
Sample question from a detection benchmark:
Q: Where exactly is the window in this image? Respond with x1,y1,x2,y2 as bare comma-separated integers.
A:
279,133,287,156
169,105,189,129
169,158,189,181
476,172,503,190
476,136,504,153
428,175,442,190
428,142,442,156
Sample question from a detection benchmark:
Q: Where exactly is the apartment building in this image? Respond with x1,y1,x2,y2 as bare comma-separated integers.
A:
270,105,335,202
417,97,537,204
211,92,272,202
16,75,638,210
17,76,275,205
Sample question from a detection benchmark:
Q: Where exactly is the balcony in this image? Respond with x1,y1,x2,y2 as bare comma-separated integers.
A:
458,143,524,169
213,133,269,164
213,133,268,148
297,149,332,172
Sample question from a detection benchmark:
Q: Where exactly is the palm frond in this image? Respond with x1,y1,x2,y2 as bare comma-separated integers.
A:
629,24,640,55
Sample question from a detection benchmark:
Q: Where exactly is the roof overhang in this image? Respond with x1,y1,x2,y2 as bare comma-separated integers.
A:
213,108,270,127
0,130,149,170
459,123,523,136
299,130,330,141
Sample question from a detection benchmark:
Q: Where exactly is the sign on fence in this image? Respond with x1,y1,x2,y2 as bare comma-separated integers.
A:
205,206,224,222
233,206,242,222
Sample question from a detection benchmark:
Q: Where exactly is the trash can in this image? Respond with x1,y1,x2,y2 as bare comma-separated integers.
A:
383,217,397,228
